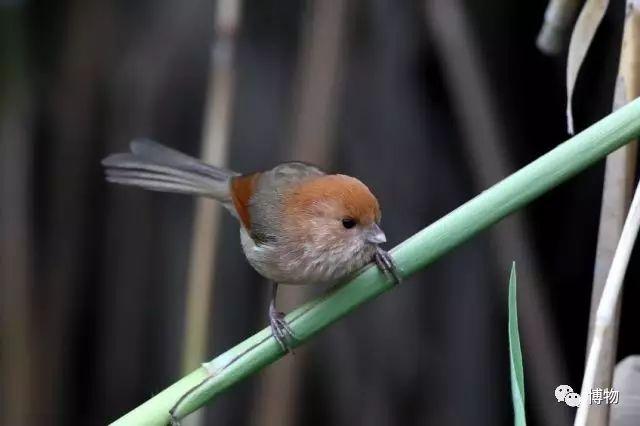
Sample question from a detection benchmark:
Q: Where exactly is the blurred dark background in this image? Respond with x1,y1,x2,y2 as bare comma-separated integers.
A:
1,0,639,425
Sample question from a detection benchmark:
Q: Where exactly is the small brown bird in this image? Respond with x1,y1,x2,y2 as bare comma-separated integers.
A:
102,139,399,351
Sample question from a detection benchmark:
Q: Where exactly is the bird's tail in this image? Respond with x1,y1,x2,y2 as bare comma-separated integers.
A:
102,139,239,202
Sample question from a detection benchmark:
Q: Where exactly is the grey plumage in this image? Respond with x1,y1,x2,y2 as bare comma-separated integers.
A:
102,139,238,202
102,140,383,287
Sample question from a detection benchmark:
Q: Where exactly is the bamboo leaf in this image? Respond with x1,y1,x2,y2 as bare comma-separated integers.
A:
566,0,610,134
508,263,526,426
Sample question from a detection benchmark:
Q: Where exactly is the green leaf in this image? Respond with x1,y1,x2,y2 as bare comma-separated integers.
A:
509,262,526,426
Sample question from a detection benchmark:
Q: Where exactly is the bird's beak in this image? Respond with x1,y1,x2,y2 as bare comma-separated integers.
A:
365,223,387,244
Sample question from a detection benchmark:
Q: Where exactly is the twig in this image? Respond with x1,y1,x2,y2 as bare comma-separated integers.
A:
110,97,640,426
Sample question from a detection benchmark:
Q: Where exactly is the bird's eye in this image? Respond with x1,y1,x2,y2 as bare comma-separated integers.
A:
341,218,357,229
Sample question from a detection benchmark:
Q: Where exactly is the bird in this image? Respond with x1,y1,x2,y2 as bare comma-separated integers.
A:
102,139,400,352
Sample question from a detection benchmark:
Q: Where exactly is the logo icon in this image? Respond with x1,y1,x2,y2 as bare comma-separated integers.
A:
555,385,573,402
554,385,619,407
564,392,581,407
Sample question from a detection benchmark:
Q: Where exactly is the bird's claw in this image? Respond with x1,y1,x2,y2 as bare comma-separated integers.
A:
374,246,402,285
269,307,296,353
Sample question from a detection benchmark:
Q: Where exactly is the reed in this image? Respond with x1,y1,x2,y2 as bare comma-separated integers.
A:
111,97,640,426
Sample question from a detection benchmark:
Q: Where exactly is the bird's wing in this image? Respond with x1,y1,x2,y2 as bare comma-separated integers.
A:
230,162,325,243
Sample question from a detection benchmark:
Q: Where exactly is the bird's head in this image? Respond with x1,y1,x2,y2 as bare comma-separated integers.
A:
283,174,385,259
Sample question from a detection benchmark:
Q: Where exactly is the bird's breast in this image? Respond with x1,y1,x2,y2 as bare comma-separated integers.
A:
239,228,375,285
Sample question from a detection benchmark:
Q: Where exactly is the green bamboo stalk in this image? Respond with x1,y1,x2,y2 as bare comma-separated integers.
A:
111,97,640,426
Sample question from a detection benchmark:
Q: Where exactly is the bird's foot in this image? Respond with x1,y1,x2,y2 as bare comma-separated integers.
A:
269,305,297,353
374,246,402,285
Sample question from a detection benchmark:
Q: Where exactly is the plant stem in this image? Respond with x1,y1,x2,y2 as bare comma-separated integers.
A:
180,5,240,426
111,97,640,426
582,3,640,424
181,0,241,377
575,170,640,426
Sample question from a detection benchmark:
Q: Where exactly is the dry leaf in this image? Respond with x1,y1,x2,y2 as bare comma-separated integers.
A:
566,0,610,134
582,3,640,425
